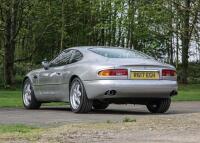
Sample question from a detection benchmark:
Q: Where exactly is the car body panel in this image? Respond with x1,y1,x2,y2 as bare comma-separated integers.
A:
24,46,178,103
84,80,177,99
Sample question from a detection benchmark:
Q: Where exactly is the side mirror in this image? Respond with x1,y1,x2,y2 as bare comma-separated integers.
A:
41,60,49,70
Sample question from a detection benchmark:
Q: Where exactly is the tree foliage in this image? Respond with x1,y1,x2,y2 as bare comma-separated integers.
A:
0,0,200,87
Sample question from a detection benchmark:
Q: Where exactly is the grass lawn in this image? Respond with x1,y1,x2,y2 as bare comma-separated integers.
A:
0,90,66,108
0,84,199,108
0,124,39,133
0,90,22,108
173,84,200,101
0,124,43,142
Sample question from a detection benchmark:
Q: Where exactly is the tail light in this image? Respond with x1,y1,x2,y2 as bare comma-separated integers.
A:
162,69,176,76
98,69,128,76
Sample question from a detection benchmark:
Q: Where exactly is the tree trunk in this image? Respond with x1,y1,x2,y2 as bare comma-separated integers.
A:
4,3,16,87
3,0,19,87
170,37,173,65
60,0,64,52
117,14,122,46
181,0,190,84
176,21,179,69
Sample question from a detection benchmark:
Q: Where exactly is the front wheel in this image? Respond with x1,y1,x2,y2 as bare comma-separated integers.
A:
146,98,171,113
69,77,93,113
22,79,41,109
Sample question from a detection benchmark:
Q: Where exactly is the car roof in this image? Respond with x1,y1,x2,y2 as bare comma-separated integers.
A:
65,46,137,59
67,46,124,52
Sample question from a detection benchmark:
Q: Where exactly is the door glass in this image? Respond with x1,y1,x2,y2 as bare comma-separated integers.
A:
50,50,73,67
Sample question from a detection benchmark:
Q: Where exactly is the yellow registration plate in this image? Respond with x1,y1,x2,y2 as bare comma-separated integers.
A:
131,71,160,80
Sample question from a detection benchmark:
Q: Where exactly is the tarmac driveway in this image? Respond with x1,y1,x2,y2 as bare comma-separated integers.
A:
0,101,199,125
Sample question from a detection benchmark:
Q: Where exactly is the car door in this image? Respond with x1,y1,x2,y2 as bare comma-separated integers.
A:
37,50,73,101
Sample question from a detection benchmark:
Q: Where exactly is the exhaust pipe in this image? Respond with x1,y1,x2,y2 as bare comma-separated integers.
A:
105,90,117,96
170,90,178,96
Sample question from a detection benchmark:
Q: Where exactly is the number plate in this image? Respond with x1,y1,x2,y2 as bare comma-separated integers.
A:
131,71,160,80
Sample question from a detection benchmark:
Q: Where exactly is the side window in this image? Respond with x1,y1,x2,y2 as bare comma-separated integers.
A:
70,50,83,63
50,50,73,67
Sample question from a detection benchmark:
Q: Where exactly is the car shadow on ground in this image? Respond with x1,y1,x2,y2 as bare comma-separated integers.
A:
39,106,199,115
40,106,150,114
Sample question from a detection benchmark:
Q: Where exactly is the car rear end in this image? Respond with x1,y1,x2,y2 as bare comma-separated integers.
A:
84,65,177,99
83,48,178,101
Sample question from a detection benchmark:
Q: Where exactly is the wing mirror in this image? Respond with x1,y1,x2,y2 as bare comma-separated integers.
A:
41,59,49,70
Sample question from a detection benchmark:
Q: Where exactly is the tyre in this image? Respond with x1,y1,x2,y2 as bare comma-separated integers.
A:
22,78,41,109
69,77,93,113
146,98,171,113
93,100,109,110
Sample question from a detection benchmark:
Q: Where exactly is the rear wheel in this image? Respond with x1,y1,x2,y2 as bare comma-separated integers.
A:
146,98,171,113
93,100,109,110
69,77,93,113
22,79,41,109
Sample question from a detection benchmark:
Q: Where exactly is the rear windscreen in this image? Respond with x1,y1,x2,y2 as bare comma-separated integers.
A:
89,48,150,59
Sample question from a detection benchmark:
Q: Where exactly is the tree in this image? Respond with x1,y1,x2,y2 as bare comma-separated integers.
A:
174,0,200,83
1,0,200,87
0,0,26,87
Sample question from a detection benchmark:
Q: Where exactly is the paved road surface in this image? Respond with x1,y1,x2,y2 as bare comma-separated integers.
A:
0,101,199,125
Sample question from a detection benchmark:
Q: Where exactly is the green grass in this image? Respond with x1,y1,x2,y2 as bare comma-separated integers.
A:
0,90,22,108
122,117,136,123
0,84,199,108
0,124,39,133
0,124,43,142
172,84,200,101
0,90,66,108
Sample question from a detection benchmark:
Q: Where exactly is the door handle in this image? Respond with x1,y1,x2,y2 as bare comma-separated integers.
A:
33,75,38,79
56,72,61,76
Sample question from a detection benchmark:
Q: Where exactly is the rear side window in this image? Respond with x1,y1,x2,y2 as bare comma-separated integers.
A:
70,50,83,63
89,48,150,59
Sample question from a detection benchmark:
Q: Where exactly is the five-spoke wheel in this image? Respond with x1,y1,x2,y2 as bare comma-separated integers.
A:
69,77,93,113
22,79,41,109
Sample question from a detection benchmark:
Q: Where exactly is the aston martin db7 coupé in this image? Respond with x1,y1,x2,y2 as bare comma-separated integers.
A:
22,46,178,113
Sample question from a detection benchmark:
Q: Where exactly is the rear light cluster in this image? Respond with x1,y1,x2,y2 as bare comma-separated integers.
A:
162,69,176,76
98,69,128,76
98,69,176,77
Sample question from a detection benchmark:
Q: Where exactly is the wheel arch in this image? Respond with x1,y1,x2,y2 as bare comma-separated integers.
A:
22,76,29,87
68,75,89,98
22,76,34,90
69,75,80,89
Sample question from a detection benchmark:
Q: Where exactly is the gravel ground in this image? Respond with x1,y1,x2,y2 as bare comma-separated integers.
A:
0,101,200,143
35,113,200,143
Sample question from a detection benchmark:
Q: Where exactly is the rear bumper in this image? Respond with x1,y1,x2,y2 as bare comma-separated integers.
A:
83,80,178,99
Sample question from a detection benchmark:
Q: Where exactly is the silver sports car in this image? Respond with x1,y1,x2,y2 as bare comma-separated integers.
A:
22,46,178,113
